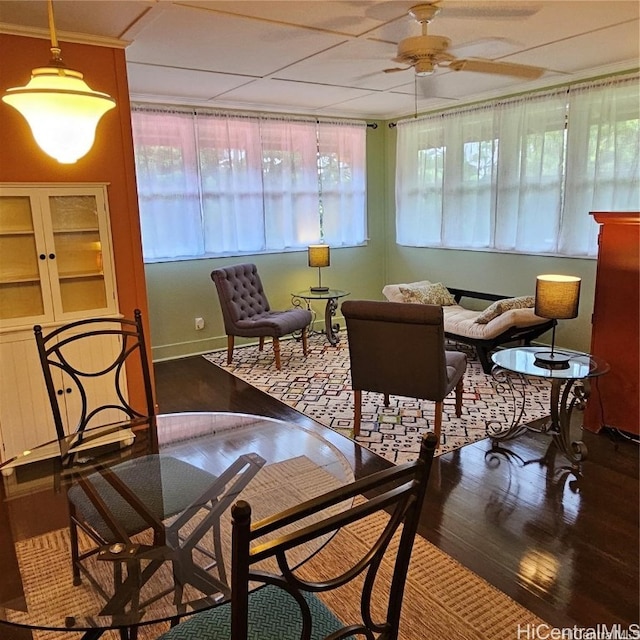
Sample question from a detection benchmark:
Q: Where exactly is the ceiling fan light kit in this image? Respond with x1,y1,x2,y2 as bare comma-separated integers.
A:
415,60,436,77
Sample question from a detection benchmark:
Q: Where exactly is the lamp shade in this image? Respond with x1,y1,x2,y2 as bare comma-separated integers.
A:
2,66,116,164
534,275,581,320
308,244,330,268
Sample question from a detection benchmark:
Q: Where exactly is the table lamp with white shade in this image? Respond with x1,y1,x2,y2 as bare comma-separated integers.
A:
534,274,581,369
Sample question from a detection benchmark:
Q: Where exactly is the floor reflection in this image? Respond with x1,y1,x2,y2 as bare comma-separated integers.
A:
483,440,582,604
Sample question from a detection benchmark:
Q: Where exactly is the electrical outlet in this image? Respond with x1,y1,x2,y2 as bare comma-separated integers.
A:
195,317,205,331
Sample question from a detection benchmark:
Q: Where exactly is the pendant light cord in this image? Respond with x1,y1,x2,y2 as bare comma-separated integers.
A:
47,0,63,65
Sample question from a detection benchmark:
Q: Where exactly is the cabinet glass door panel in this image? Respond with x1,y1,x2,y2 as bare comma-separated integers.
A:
0,282,45,319
49,195,100,231
0,235,41,281
0,195,36,232
55,231,104,277
59,277,107,313
48,195,108,315
0,195,48,322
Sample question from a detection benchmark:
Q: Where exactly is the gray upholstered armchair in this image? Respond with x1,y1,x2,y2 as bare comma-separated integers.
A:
211,263,312,370
342,299,467,443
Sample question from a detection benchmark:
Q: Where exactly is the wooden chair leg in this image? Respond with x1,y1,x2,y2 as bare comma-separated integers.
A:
272,337,281,370
301,327,309,356
354,389,362,436
226,335,234,365
455,377,464,417
258,337,265,352
383,393,390,407
434,400,443,445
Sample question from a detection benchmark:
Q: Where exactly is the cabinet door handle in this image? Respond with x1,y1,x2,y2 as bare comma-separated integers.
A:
65,388,72,394
57,389,64,396
49,253,56,259
39,254,46,260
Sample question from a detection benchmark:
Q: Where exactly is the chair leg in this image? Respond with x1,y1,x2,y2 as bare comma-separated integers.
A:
69,512,81,586
455,377,464,417
226,335,235,365
258,337,265,352
354,389,362,436
434,400,443,445
383,393,390,407
301,327,309,356
273,337,281,370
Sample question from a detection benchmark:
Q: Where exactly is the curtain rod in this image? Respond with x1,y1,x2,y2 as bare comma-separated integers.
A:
390,70,638,128
367,122,378,129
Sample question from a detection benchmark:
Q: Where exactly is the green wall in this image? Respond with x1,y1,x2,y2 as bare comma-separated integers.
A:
382,124,596,353
146,122,388,361
145,116,596,361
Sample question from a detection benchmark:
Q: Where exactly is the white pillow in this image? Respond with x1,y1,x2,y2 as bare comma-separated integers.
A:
475,296,535,324
399,282,456,306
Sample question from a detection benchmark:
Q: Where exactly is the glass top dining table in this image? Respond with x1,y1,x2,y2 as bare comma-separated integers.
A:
0,412,355,639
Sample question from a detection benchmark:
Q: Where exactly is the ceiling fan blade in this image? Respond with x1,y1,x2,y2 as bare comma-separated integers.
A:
441,2,543,19
384,66,411,74
448,58,545,79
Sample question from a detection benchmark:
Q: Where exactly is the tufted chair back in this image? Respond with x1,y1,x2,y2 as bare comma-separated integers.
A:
212,263,271,334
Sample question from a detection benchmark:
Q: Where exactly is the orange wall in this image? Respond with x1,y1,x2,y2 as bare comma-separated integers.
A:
0,32,152,408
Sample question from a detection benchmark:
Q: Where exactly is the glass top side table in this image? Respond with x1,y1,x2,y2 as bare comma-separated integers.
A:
490,346,610,466
292,289,350,345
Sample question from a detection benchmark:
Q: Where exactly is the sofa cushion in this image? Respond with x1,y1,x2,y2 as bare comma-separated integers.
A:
444,305,545,339
399,282,456,306
475,296,535,324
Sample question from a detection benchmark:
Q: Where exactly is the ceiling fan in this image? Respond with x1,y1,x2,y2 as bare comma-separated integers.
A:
384,3,546,79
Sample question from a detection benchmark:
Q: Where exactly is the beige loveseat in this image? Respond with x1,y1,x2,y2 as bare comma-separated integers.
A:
382,281,554,373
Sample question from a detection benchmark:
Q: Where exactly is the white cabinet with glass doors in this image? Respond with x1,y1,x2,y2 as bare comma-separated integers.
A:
0,184,121,465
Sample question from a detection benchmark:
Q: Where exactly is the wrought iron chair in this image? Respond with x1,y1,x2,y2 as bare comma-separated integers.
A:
342,300,467,442
33,309,155,463
211,263,312,370
157,432,438,640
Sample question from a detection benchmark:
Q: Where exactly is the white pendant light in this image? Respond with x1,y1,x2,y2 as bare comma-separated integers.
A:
2,0,116,164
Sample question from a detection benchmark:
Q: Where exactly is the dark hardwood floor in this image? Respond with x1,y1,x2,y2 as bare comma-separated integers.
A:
155,354,640,631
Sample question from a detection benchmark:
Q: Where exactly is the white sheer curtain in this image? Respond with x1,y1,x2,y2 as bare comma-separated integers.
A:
396,107,502,249
132,106,367,261
396,118,445,246
131,109,204,261
318,120,368,247
395,73,639,257
198,114,265,255
494,92,567,254
259,117,320,250
441,106,496,249
562,78,640,256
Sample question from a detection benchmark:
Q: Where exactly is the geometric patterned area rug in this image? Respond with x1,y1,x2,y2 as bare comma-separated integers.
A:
203,333,551,464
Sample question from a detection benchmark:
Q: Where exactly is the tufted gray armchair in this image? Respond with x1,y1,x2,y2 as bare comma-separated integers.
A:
211,263,312,370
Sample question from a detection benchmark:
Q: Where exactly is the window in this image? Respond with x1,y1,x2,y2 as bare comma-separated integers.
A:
396,74,639,257
131,108,367,262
